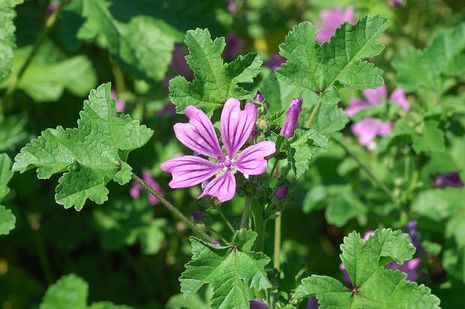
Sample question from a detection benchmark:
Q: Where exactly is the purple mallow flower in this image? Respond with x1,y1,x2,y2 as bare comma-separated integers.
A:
351,118,392,146
275,185,289,200
111,90,126,113
316,7,356,43
130,171,163,205
345,85,410,117
161,99,276,202
224,32,244,60
266,54,286,70
434,171,464,188
249,299,269,309
281,98,303,138
340,229,420,285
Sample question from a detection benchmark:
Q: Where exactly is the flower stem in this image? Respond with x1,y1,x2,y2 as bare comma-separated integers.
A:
304,94,321,128
267,158,280,183
217,208,236,234
132,172,213,242
333,138,397,203
273,211,282,271
251,201,266,251
240,196,251,229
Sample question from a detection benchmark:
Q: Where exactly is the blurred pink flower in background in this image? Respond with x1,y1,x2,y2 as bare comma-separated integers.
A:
316,7,356,43
227,0,237,15
351,118,392,146
266,54,286,70
111,90,126,113
390,0,403,7
345,85,410,117
224,32,244,60
130,171,163,205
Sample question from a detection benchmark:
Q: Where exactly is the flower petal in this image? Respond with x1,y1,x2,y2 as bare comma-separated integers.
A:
235,141,276,176
198,171,236,202
161,155,221,188
389,88,410,112
221,98,258,157
345,99,371,117
363,85,386,106
351,118,392,146
173,106,222,157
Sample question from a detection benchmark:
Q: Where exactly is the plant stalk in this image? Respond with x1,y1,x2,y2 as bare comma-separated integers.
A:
132,173,213,242
240,196,252,229
273,211,282,271
333,138,397,203
304,94,321,128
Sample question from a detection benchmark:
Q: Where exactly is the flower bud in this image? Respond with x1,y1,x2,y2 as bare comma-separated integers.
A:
249,299,269,309
274,185,289,200
254,91,264,104
192,211,203,222
280,98,303,138
434,172,464,188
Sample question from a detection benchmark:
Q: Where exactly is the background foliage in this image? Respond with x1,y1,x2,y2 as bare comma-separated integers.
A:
1,0,465,308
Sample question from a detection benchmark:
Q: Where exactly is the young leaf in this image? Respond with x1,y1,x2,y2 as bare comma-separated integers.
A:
412,121,446,154
0,0,24,82
0,115,27,151
180,230,271,309
277,16,389,93
0,154,15,235
13,83,153,211
40,274,88,309
4,43,97,101
169,28,262,114
283,129,329,178
40,274,132,309
294,229,440,308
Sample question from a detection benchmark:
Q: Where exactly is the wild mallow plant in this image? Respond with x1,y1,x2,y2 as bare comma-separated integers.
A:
7,15,442,309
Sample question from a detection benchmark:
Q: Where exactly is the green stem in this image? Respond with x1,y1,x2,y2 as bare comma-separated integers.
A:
1,7,60,112
240,196,252,229
251,201,266,251
217,208,235,234
273,211,282,271
333,138,397,203
132,173,213,242
304,93,321,128
267,158,280,183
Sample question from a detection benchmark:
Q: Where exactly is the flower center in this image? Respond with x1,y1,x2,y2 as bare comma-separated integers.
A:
220,155,235,172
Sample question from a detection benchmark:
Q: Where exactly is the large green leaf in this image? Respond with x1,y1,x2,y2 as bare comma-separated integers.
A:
294,229,440,308
393,22,465,92
13,83,153,210
40,274,132,309
0,154,15,235
0,0,23,82
277,16,389,93
79,0,179,81
169,28,262,114
180,230,271,309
